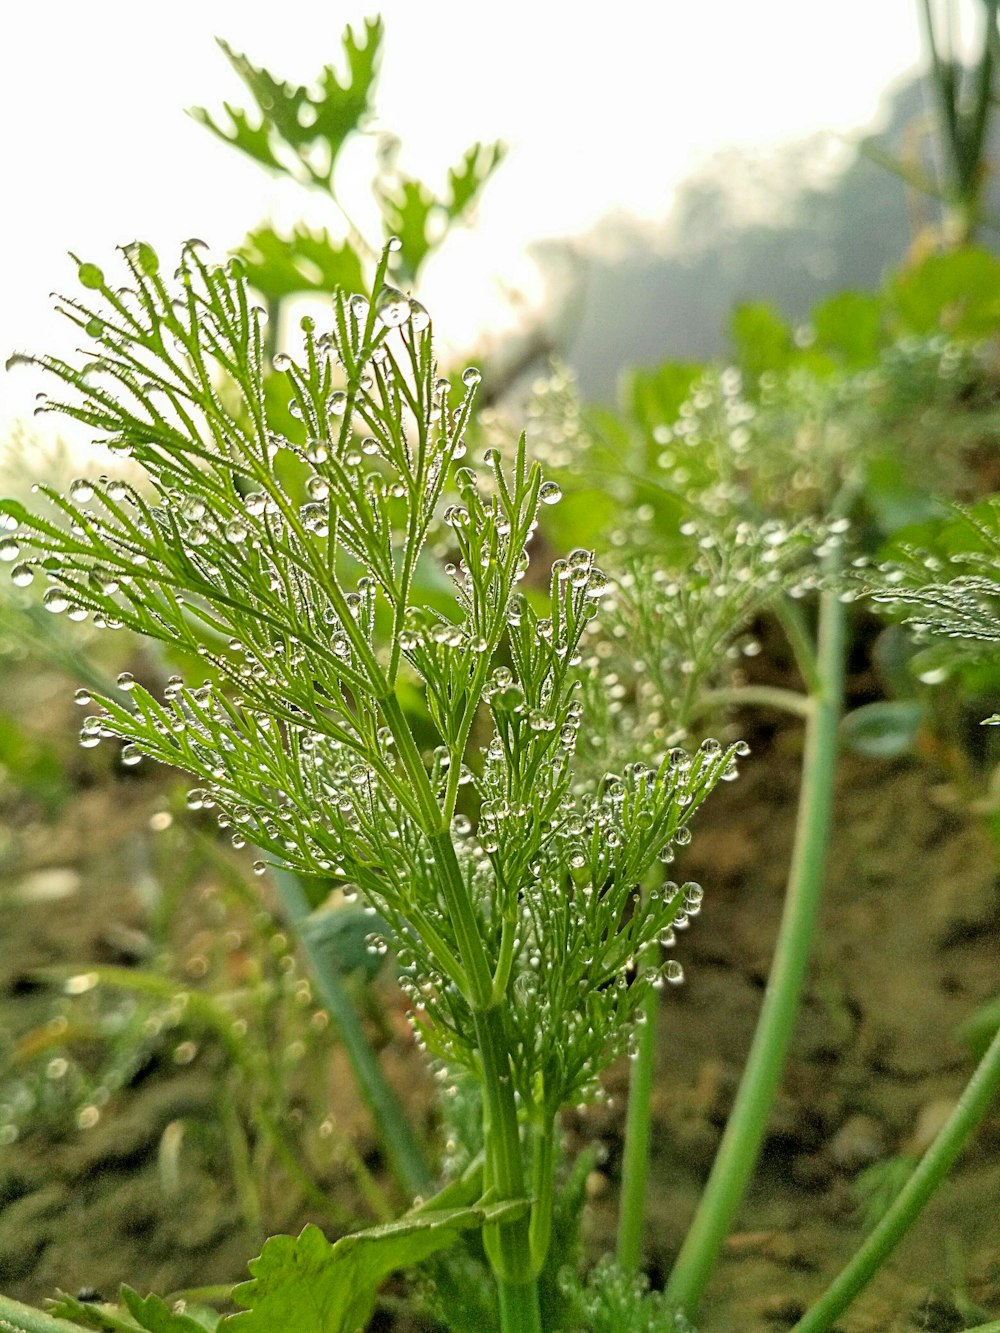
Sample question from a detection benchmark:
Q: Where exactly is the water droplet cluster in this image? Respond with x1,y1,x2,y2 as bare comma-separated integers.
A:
2,240,744,1113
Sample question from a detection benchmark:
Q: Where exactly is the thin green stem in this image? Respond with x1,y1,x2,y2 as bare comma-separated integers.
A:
262,295,281,366
218,1085,263,1232
665,586,846,1319
426,827,495,1011
272,868,432,1200
617,980,660,1273
693,685,812,721
374,699,540,1325
774,595,821,693
0,1295,84,1333
792,1021,1000,1333
492,916,517,1002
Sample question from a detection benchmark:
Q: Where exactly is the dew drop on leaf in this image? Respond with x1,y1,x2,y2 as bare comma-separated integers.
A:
376,286,410,327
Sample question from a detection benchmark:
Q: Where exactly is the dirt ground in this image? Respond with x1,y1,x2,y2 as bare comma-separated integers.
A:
1,661,998,1332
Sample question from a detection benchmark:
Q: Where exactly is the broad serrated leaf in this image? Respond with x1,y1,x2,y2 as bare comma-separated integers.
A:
728,302,794,381
226,1204,528,1333
445,141,506,220
811,290,883,369
887,247,1000,339
190,20,382,187
45,1289,217,1333
189,101,285,174
378,178,435,283
120,1288,218,1333
379,142,506,283
237,224,365,302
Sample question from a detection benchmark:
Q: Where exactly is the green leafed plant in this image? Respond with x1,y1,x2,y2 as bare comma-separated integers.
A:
190,20,505,302
0,240,742,1331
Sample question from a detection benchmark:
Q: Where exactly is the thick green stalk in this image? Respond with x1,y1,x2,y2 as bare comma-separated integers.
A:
271,868,433,1200
0,1295,83,1333
665,587,846,1318
473,1003,543,1333
497,1277,545,1333
528,1116,557,1274
616,980,660,1272
792,1022,1000,1333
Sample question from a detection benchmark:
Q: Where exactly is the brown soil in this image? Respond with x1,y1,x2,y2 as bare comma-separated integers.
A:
1,663,999,1332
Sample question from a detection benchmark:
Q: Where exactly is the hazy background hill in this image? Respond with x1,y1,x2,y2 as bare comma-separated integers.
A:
537,73,971,400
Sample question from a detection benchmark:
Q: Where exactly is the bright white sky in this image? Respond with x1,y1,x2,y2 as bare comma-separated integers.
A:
1,0,938,437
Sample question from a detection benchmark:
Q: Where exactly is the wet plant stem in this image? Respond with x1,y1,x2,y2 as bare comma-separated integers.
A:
617,972,660,1272
792,1021,1000,1333
271,868,432,1201
665,585,846,1318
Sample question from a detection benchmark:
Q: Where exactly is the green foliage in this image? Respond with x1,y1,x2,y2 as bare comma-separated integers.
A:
560,1258,695,1332
228,1207,526,1333
190,23,383,188
728,302,796,381
190,20,504,293
237,225,365,305
810,290,882,369
851,1155,918,1234
872,497,1000,649
0,710,68,813
378,142,507,286
886,248,1000,338
48,1287,219,1331
839,700,925,758
2,243,740,1107
2,243,742,1327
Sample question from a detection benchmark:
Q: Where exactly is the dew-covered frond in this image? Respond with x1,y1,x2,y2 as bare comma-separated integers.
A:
571,517,819,765
2,241,745,1107
871,497,1000,648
